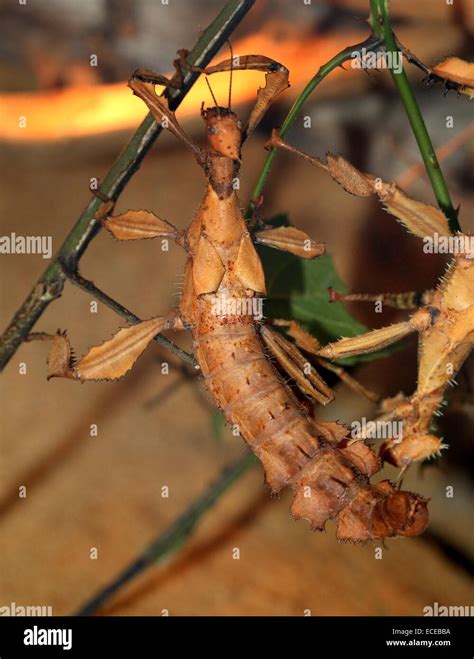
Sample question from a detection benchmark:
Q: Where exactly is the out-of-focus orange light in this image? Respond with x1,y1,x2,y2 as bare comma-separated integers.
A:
0,30,364,142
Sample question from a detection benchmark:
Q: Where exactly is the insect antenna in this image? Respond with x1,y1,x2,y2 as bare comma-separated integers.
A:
227,39,234,110
205,76,219,109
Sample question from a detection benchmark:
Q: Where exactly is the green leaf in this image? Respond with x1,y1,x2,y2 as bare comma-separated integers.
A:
260,235,399,365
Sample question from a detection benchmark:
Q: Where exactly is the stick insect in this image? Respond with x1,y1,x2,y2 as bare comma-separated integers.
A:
266,130,473,480
37,52,429,542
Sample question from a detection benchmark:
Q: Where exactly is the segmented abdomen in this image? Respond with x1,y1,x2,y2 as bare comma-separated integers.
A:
193,306,428,542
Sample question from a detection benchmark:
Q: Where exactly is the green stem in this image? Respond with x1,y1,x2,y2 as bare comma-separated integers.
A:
0,0,256,371
247,35,383,217
75,452,256,616
369,0,460,233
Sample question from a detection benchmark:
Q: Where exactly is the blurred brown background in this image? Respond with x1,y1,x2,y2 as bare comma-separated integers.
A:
0,0,473,616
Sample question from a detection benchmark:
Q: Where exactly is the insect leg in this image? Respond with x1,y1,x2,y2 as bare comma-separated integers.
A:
271,319,380,403
260,324,334,405
316,306,433,360
253,225,325,260
266,130,452,238
328,288,434,310
103,209,184,245
41,314,184,382
203,55,289,140
128,73,204,158
90,191,185,246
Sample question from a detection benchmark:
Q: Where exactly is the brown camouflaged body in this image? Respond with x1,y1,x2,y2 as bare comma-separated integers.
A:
179,126,428,541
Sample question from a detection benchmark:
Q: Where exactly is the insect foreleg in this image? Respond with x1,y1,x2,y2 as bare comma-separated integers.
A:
204,55,289,139
128,74,204,159
266,131,452,239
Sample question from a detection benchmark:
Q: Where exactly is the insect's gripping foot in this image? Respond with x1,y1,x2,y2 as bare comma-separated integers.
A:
46,315,181,382
380,434,446,468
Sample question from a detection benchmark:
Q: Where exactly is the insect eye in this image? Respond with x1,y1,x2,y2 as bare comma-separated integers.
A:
208,126,217,134
237,120,242,130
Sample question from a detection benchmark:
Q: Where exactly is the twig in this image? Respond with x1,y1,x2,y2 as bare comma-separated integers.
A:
0,0,256,371
75,451,257,616
369,0,461,233
247,34,383,217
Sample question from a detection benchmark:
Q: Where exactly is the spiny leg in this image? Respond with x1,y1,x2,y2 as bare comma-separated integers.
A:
328,288,434,310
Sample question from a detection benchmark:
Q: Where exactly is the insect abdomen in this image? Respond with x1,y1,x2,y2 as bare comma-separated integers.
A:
194,316,428,541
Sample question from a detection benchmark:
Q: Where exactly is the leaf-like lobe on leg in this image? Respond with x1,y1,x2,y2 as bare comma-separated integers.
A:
104,210,179,241
74,317,166,381
430,57,474,97
380,433,444,467
325,154,451,237
326,153,375,197
254,226,325,259
379,187,451,238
